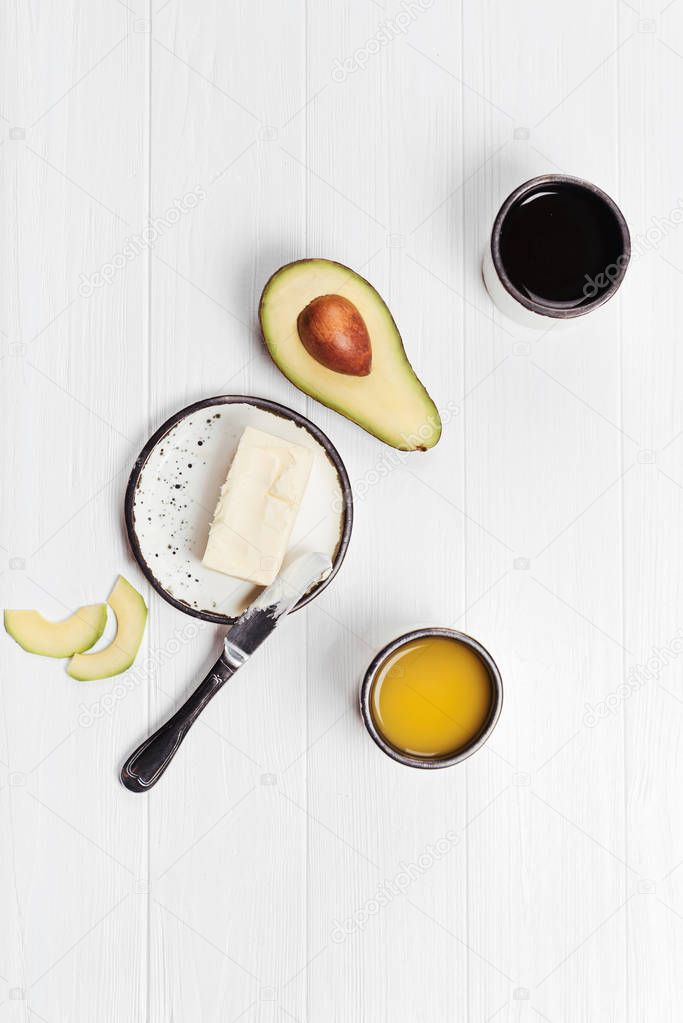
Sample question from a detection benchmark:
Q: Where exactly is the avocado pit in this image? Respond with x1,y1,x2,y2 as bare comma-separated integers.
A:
297,294,372,377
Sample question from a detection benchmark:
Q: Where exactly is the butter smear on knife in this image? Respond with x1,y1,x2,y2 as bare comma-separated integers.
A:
202,426,313,586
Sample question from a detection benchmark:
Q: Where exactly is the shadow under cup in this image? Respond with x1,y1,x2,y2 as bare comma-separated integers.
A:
483,174,631,328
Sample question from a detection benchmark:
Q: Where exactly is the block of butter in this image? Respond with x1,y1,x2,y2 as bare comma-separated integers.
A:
202,426,314,586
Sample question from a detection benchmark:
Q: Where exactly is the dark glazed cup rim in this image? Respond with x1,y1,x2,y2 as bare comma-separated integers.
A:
124,394,353,625
359,627,503,769
490,173,631,320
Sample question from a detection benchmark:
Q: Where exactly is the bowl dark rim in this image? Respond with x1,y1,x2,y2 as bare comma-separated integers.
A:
124,394,354,625
490,173,631,320
359,627,503,769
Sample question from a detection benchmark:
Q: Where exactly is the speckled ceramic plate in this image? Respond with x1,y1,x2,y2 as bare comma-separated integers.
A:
125,396,353,623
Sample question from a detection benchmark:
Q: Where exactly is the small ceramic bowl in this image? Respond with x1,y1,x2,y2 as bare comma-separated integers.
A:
125,395,353,624
359,627,503,769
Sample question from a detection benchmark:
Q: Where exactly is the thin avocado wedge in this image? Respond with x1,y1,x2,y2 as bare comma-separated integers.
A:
259,259,441,451
68,576,147,682
4,604,107,658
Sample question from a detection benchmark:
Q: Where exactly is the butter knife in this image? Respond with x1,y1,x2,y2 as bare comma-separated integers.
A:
120,552,332,792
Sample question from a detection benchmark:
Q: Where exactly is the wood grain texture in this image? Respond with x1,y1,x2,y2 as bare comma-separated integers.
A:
1,1,681,1021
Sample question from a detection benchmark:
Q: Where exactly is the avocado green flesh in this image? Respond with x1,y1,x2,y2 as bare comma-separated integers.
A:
259,259,441,450
4,604,107,658
68,576,147,682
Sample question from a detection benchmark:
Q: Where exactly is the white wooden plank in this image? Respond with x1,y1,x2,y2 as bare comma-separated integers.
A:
618,8,683,1018
458,2,628,1020
302,2,475,1020
148,3,308,1020
0,6,148,1022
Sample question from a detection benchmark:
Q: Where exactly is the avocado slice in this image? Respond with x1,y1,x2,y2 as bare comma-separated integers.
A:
4,604,107,658
67,576,147,681
259,259,441,450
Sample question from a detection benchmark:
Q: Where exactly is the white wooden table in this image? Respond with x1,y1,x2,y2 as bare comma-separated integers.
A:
2,1,683,1019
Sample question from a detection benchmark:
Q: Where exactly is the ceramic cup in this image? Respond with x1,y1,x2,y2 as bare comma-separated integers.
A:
483,174,630,328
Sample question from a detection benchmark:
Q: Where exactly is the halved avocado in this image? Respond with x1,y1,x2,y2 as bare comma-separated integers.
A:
67,576,147,682
4,604,107,658
259,259,441,450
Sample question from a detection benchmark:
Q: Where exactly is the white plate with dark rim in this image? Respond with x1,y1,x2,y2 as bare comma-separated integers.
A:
125,395,353,623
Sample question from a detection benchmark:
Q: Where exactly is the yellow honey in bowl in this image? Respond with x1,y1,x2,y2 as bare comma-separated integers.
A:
369,635,494,759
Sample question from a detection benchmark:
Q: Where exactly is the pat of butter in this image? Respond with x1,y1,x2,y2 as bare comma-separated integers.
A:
202,426,314,586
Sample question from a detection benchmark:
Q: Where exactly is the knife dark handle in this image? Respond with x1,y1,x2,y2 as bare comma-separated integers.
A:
120,653,236,792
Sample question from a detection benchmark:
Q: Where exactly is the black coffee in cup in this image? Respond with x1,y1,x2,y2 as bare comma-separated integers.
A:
500,182,626,308
483,175,630,326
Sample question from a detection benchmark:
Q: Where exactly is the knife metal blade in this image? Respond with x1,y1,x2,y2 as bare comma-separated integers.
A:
223,551,332,665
